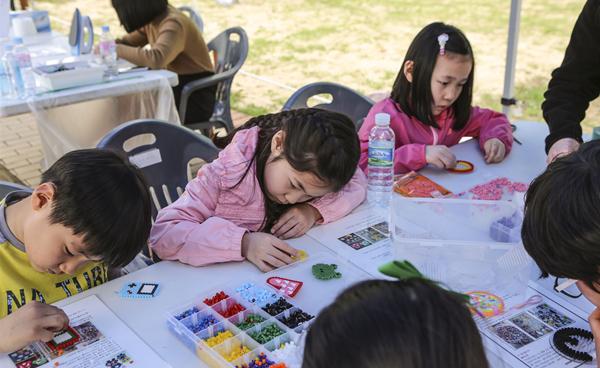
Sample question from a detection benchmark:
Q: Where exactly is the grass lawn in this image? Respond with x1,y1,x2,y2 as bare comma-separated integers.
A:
34,0,598,132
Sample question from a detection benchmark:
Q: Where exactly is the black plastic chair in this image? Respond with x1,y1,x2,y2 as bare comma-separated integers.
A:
0,181,30,198
97,119,220,219
178,6,204,33
282,82,375,131
179,27,249,133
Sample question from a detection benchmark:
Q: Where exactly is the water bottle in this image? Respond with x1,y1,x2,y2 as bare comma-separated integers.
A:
12,37,36,97
2,44,24,98
99,25,118,78
0,45,16,98
367,113,395,206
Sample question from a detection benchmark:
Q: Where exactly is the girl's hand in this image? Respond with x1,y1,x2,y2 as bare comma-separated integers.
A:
425,145,456,169
241,232,298,272
272,204,322,239
484,138,506,163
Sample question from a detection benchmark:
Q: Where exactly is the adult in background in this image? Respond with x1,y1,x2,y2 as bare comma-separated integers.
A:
543,0,600,163
112,0,216,123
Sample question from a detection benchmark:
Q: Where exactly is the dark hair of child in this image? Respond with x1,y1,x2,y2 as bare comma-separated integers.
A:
111,0,169,33
522,140,600,290
213,108,360,231
302,278,489,368
391,21,475,131
42,149,152,267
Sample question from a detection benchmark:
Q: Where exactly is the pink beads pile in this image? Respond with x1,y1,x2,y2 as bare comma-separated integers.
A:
457,177,528,201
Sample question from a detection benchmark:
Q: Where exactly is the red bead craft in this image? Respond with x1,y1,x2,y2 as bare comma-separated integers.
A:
393,171,452,198
266,277,303,297
45,326,80,354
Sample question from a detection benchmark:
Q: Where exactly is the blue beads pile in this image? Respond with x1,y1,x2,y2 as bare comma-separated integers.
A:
187,314,218,333
175,306,200,320
236,283,278,307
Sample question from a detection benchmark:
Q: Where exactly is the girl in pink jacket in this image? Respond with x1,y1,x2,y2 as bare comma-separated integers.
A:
150,108,367,272
358,22,513,174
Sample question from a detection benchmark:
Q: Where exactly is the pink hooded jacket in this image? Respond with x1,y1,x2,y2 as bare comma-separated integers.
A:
358,98,513,173
149,126,367,266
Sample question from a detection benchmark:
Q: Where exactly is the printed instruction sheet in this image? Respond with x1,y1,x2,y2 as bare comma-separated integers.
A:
0,295,169,368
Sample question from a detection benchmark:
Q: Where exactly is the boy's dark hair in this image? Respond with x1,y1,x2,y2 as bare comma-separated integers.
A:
213,108,359,231
303,278,488,368
111,0,169,33
391,22,475,131
522,140,600,289
42,149,152,267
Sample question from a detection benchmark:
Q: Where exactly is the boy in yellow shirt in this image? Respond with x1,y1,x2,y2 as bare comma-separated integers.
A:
0,149,151,353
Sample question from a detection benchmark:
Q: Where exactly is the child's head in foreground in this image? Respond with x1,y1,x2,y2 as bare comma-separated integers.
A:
522,140,600,300
302,278,488,368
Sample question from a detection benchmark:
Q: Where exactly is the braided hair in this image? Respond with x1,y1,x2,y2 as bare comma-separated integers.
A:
213,108,359,231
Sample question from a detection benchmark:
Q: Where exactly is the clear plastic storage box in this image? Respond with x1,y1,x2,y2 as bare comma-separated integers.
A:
391,192,532,296
166,253,369,367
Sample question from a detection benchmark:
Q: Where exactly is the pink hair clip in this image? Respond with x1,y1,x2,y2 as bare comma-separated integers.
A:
437,33,449,55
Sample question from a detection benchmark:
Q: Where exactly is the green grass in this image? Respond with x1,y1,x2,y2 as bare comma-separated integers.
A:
35,0,592,130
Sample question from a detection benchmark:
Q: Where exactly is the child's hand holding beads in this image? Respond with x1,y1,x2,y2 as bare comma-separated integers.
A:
241,232,299,272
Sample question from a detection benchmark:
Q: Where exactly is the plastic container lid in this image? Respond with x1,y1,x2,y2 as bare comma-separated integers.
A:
374,113,390,126
101,25,110,32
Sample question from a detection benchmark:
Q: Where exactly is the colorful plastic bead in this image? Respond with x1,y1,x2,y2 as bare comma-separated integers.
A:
223,345,251,362
188,315,219,333
175,306,199,320
248,323,285,344
204,330,234,347
236,314,266,330
279,309,314,329
262,297,293,316
204,291,229,306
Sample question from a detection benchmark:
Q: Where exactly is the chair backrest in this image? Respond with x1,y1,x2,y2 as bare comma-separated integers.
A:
207,27,249,132
282,82,375,131
97,119,220,218
0,181,30,198
178,5,204,33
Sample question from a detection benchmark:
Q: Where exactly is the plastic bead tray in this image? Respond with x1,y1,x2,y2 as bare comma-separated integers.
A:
166,253,369,367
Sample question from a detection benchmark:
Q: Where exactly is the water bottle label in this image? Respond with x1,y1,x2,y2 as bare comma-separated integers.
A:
99,40,116,56
368,147,393,167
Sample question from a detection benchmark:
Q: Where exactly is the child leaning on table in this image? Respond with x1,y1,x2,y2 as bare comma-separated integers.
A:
0,149,152,353
149,108,367,272
303,277,489,368
358,22,513,174
522,140,600,364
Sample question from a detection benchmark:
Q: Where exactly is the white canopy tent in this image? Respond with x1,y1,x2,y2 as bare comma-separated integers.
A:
501,0,522,116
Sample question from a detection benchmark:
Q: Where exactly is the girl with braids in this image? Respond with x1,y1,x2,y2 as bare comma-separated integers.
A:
149,108,367,272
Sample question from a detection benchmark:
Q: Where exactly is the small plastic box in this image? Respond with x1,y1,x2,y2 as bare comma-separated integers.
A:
34,61,106,91
391,193,531,296
165,254,369,367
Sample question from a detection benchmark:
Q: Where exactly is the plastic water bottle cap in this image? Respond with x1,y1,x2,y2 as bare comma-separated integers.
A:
102,25,110,33
12,37,23,45
375,113,391,126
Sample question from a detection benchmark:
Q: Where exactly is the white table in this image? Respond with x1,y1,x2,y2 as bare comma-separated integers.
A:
0,40,180,167
0,120,592,368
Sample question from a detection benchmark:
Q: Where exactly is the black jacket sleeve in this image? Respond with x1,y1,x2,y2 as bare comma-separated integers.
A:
542,0,600,152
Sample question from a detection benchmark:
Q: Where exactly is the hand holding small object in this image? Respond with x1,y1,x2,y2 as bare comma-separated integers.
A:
425,145,456,169
241,232,299,272
0,302,69,353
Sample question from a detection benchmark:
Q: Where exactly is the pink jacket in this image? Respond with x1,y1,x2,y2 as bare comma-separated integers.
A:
358,98,513,173
149,126,367,266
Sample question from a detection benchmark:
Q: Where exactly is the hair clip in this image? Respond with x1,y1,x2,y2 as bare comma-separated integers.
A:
438,33,449,55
